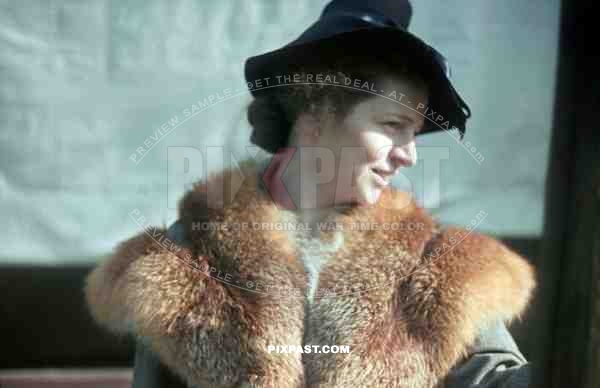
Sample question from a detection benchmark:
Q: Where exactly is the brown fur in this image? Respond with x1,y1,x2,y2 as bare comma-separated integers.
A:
85,158,536,388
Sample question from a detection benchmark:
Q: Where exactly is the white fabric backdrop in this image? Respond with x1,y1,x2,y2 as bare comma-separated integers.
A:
0,0,559,263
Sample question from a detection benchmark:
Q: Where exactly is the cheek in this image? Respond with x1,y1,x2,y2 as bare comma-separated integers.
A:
335,129,372,176
334,126,389,179
357,129,390,164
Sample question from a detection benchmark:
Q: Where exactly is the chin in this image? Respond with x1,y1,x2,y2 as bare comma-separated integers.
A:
355,182,383,208
331,175,383,208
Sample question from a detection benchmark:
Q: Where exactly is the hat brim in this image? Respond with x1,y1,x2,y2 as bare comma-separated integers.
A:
244,27,470,138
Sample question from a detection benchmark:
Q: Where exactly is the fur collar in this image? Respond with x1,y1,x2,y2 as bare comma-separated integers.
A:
85,157,536,388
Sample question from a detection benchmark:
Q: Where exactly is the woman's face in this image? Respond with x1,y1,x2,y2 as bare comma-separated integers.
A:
291,74,427,209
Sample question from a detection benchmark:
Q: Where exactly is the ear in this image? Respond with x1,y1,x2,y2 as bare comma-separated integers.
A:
293,112,321,146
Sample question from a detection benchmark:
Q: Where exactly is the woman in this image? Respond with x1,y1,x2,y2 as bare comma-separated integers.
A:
85,1,535,387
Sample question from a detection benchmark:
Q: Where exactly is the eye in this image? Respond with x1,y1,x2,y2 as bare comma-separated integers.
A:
382,121,412,133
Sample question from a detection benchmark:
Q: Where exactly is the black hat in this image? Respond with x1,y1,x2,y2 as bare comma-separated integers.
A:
244,0,471,148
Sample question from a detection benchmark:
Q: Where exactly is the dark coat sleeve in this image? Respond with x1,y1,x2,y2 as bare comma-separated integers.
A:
444,320,530,387
132,340,189,388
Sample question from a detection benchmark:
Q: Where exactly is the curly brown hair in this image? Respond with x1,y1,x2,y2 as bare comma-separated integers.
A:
246,54,427,154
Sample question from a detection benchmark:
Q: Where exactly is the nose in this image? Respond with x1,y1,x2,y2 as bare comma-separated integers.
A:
390,141,417,169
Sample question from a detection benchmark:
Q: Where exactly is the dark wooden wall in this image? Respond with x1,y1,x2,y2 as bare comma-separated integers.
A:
529,0,600,387
0,264,133,369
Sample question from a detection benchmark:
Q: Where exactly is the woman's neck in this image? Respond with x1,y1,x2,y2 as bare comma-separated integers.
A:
257,152,350,238
292,207,339,238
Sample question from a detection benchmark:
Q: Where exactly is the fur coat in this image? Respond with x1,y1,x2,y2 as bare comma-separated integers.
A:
85,158,536,388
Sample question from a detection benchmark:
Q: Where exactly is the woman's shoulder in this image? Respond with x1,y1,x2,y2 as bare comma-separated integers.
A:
166,220,189,247
175,156,270,220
